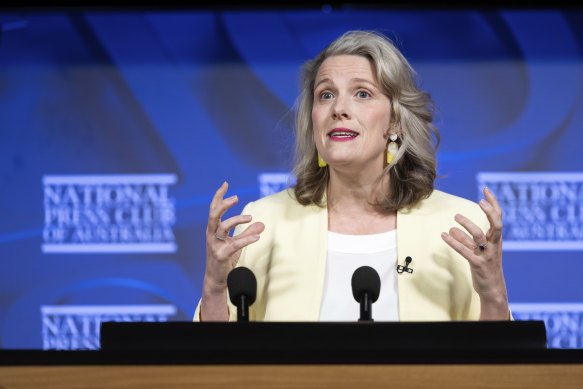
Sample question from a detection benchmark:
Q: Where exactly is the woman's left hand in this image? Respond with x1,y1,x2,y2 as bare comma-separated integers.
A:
441,187,510,320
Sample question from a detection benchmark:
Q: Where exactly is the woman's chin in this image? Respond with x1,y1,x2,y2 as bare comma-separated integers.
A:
328,159,386,174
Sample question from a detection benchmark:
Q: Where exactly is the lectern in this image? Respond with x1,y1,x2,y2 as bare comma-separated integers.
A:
100,320,547,363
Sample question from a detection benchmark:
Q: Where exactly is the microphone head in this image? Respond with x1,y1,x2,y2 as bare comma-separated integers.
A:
227,266,257,306
351,265,381,303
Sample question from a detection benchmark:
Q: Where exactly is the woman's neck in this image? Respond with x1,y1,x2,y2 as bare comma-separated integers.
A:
326,170,396,234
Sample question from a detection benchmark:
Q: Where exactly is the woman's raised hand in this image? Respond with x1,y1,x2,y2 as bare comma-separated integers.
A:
441,187,510,320
201,181,265,320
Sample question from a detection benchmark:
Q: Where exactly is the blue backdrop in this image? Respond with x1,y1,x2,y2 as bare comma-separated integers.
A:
1,8,582,349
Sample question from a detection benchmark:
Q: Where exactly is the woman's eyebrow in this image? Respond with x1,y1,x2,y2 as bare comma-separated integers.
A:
349,78,378,88
314,78,333,90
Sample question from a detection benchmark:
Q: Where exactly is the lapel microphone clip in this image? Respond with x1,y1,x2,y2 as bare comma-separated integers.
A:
396,256,414,274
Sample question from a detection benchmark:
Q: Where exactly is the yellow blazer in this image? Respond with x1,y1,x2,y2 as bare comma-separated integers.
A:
195,189,488,322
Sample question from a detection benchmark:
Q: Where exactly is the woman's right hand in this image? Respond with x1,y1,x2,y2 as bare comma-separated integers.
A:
200,181,265,320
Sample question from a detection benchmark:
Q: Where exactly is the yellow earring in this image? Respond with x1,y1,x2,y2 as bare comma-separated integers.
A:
387,134,399,164
318,154,327,168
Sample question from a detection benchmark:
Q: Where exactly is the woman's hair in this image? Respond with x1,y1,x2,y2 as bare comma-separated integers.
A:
292,30,440,212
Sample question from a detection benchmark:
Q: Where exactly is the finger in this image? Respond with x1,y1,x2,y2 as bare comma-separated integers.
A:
234,221,266,241
227,232,263,256
454,213,487,246
483,187,503,216
207,181,229,232
209,181,228,211
208,195,239,235
478,199,502,243
448,227,478,251
220,223,265,259
480,187,503,242
441,232,478,266
215,214,253,239
208,194,239,232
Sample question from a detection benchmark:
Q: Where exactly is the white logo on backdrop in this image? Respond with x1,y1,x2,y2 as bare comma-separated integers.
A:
258,173,296,198
511,303,583,348
42,174,177,253
41,305,177,350
477,172,583,250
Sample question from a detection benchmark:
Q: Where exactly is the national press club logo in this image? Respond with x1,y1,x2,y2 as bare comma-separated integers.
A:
477,172,583,250
258,173,295,198
42,174,177,253
41,305,177,350
511,303,583,348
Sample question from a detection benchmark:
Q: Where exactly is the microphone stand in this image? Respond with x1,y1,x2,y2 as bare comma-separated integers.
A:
358,291,374,322
237,295,249,322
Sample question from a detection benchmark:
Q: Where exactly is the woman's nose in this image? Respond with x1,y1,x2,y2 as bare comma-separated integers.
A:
331,96,351,120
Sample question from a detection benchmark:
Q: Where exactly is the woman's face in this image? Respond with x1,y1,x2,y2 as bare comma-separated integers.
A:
312,54,392,174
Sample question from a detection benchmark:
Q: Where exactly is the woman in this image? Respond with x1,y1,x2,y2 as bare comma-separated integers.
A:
196,30,509,322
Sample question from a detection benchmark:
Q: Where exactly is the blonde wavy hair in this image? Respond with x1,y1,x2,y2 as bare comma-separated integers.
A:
292,30,440,212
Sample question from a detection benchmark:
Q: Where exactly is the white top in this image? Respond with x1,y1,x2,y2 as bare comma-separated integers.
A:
319,230,400,322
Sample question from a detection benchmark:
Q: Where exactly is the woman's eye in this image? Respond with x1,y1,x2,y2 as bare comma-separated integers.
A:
320,91,334,100
357,90,370,99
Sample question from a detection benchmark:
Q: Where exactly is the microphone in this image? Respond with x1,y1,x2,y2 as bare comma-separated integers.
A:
227,266,257,322
396,256,414,274
351,266,381,322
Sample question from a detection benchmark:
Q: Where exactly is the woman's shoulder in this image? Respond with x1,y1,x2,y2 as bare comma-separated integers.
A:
404,189,482,216
242,188,309,215
248,188,297,207
427,189,480,210
406,189,488,227
240,188,324,231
